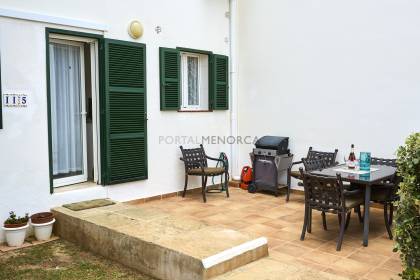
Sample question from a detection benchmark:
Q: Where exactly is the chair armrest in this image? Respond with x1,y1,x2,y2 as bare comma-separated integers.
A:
292,160,303,166
288,160,303,171
206,155,228,169
206,155,224,162
288,160,303,174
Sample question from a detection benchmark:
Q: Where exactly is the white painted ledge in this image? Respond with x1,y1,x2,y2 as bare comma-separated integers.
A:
201,236,268,269
0,8,108,31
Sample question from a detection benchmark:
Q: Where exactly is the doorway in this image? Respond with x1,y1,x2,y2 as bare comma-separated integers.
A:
48,34,100,188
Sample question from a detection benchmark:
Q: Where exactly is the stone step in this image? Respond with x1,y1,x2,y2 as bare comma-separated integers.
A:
52,203,268,280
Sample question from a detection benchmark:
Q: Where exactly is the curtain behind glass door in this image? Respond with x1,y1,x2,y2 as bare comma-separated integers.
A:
49,42,84,179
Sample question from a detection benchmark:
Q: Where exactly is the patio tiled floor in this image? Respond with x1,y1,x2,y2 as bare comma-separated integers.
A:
133,187,402,280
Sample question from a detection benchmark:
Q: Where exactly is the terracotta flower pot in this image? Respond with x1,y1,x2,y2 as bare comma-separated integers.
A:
30,212,54,224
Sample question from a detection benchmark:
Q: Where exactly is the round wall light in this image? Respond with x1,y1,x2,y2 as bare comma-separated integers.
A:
128,20,144,39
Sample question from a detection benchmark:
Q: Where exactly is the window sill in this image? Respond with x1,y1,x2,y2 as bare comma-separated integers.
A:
177,109,213,113
53,181,101,194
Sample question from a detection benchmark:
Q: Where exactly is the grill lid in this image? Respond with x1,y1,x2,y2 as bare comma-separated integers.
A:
255,136,289,154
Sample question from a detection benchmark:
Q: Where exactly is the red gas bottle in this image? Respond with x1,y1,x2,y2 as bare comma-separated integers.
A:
240,166,253,190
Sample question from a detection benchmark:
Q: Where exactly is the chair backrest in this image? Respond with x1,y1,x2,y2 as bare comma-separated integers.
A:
371,157,399,199
371,157,397,167
306,147,338,168
180,145,207,171
300,168,345,212
302,158,326,171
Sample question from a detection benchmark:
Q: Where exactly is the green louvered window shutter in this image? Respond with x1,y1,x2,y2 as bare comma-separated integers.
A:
102,39,147,184
159,47,180,110
212,54,229,110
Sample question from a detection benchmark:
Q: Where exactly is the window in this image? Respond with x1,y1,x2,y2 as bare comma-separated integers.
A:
180,52,208,110
159,47,229,111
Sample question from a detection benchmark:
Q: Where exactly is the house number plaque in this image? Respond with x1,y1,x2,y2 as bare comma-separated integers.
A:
3,93,28,107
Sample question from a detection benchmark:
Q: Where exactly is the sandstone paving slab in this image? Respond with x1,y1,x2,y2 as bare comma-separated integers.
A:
158,226,259,260
83,211,143,229
214,257,350,280
115,216,206,243
114,206,170,221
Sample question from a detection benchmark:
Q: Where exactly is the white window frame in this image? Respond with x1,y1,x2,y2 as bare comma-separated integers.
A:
181,52,202,110
49,35,101,188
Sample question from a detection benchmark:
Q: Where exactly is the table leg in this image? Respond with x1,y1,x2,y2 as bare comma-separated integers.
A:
363,184,371,246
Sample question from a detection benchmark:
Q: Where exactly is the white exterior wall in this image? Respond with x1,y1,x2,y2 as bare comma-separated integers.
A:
237,0,420,185
0,0,230,241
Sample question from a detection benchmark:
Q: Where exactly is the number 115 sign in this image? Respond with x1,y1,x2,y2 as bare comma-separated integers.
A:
3,94,28,107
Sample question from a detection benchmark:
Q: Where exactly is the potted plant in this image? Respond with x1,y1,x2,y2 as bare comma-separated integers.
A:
30,212,55,241
3,211,29,247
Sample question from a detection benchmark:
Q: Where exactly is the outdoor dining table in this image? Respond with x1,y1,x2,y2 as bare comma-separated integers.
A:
310,164,397,246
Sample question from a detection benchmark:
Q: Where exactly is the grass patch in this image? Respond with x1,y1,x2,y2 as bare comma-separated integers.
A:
0,240,156,280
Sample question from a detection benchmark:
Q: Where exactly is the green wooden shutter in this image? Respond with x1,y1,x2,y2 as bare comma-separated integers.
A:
102,39,147,184
0,54,2,129
159,47,180,110
211,54,229,110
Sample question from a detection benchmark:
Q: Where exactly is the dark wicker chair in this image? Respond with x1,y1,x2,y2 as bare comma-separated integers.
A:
370,157,399,239
302,158,327,171
302,158,329,230
287,147,338,201
179,145,229,203
300,168,364,251
302,158,364,230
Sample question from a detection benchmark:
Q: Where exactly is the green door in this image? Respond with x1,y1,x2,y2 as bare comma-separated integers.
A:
102,39,147,184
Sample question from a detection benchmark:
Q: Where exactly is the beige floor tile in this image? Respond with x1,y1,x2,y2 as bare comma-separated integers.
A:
324,268,360,280
293,236,325,249
281,225,304,234
268,250,297,264
271,229,301,241
242,214,271,224
241,223,279,238
224,220,251,230
358,239,395,257
305,228,341,241
317,240,359,257
330,257,373,276
263,219,290,230
297,259,330,272
203,213,234,225
364,267,401,280
347,249,388,266
273,242,310,258
380,257,403,273
267,237,286,248
279,213,304,223
300,249,343,266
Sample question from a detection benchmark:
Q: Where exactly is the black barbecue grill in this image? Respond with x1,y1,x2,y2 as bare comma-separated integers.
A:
250,136,294,198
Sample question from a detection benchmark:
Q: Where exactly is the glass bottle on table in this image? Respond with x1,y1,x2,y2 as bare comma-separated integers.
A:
348,144,356,169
